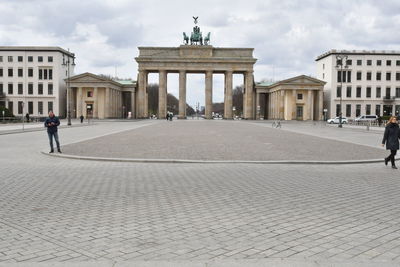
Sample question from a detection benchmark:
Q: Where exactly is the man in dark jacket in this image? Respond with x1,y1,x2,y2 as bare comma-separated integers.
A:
382,116,400,169
44,111,61,153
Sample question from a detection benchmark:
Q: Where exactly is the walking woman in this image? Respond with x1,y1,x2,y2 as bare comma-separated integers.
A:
382,116,400,169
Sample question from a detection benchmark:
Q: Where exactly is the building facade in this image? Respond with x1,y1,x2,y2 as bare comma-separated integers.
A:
255,75,325,120
68,73,136,119
0,46,75,118
316,50,400,119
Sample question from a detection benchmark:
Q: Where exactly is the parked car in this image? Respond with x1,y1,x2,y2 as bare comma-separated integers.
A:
354,115,378,122
327,117,348,124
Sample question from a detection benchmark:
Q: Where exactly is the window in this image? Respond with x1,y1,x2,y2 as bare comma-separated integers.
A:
18,56,23,62
48,83,53,95
376,87,381,98
18,68,23,77
87,91,93,97
396,87,400,98
377,60,382,66
18,84,23,95
39,69,42,80
0,56,2,62
346,86,352,97
356,104,361,117
38,101,43,115
0,83,3,94
49,69,53,80
322,73,325,79
48,56,53,62
387,60,391,66
396,72,400,81
386,72,391,81
357,71,362,81
28,68,33,77
8,56,13,62
28,83,33,95
386,87,391,97
366,87,371,98
337,86,342,98
347,71,351,82
357,59,362,66
297,93,303,100
18,101,23,114
337,70,351,83
397,60,400,66
8,83,13,94
28,102,33,114
346,59,352,65
28,56,33,62
0,68,3,77
366,104,371,115
38,83,43,95
8,68,13,77
39,68,52,80
8,101,13,114
44,69,47,80
346,104,351,117
38,56,43,62
367,60,372,66
367,72,372,81
336,104,341,117
48,101,53,113
376,105,381,116
356,86,362,98
376,72,381,81
322,63,325,69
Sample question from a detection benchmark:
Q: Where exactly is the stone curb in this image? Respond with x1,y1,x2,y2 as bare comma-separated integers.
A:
40,151,391,165
1,259,399,267
0,123,94,136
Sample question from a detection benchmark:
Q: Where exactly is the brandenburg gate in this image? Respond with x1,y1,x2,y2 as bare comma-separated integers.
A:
135,18,257,119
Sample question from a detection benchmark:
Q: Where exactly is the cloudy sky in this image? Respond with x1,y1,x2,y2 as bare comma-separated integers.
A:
1,0,399,107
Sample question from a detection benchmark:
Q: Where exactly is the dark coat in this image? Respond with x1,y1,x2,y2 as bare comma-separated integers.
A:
382,123,400,150
44,116,60,133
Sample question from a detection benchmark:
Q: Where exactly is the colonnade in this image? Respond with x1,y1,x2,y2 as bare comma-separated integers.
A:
136,69,255,119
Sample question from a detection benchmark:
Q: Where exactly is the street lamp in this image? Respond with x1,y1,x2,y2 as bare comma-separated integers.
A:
62,51,76,126
335,54,349,128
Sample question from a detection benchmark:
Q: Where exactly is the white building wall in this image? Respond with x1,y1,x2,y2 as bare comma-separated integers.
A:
316,50,400,119
0,47,75,118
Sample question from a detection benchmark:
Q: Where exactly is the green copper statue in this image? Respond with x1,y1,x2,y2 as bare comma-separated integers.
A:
183,17,211,45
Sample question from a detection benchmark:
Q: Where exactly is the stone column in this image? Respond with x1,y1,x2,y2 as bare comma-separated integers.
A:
224,71,233,119
105,87,110,118
205,70,213,119
318,90,323,120
243,71,254,119
93,87,98,118
158,70,167,119
292,90,297,119
179,70,186,119
308,90,314,120
131,91,135,119
137,70,147,118
255,92,260,120
76,87,82,117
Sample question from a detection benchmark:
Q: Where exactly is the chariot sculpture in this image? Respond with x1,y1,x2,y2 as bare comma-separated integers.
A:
183,16,211,46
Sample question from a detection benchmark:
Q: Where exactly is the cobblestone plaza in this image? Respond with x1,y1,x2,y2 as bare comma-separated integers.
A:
1,120,400,266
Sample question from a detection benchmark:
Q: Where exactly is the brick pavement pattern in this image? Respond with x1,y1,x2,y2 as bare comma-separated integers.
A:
1,120,400,265
61,120,387,161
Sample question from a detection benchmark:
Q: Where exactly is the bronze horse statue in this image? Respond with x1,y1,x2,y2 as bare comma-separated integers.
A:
204,32,211,45
183,32,189,45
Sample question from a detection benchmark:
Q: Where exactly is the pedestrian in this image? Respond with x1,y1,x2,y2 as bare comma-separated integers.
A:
44,111,61,153
382,116,400,169
80,115,84,123
25,113,30,123
169,113,173,121
166,112,169,121
378,116,382,127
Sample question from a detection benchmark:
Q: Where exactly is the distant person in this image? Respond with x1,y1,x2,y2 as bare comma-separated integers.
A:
166,112,169,121
44,111,61,153
378,116,383,127
382,116,400,169
169,113,173,121
25,113,30,123
80,115,84,123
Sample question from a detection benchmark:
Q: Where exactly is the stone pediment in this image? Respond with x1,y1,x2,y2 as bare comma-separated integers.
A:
279,75,325,86
69,72,111,83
